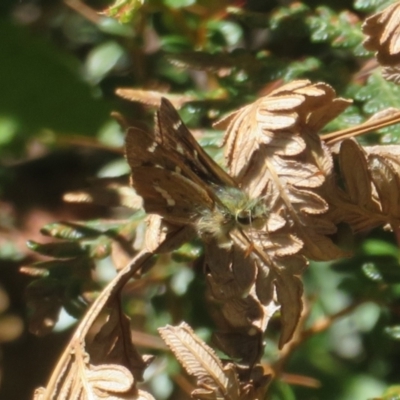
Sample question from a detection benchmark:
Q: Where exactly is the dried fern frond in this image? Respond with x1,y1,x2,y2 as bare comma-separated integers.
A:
224,80,350,259
326,139,400,232
363,1,400,66
159,322,242,400
32,250,156,400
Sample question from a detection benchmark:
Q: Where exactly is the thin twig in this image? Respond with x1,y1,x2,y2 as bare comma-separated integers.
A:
272,299,366,377
64,0,101,24
321,111,400,144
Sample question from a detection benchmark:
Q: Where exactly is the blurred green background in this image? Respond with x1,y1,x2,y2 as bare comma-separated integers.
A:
1,0,400,399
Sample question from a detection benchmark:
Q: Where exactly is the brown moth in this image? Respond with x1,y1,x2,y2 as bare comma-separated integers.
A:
126,100,282,365
125,98,269,243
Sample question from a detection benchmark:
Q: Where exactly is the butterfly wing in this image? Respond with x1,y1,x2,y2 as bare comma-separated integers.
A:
156,98,237,187
131,166,213,223
125,126,214,223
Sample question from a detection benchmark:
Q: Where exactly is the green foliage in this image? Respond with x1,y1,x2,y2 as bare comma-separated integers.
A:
0,21,110,155
3,0,400,399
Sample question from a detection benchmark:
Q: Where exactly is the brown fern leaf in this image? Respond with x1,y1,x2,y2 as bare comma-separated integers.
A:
363,1,400,66
366,145,400,228
204,237,279,364
88,299,150,382
382,65,400,84
324,139,400,232
33,251,156,400
159,322,242,400
34,320,151,399
34,347,139,400
224,80,351,261
218,81,353,346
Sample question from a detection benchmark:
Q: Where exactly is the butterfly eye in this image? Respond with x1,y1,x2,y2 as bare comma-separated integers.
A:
236,210,253,225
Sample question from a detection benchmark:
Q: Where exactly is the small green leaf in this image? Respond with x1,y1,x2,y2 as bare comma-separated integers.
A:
160,36,193,53
207,20,243,47
172,242,202,263
361,258,400,283
283,57,321,81
28,258,91,279
354,0,393,12
85,41,126,84
362,262,383,282
26,278,64,336
355,74,400,115
103,0,144,24
40,222,101,240
26,240,88,258
0,116,19,145
63,280,89,318
97,17,134,37
307,7,364,49
384,326,400,340
87,236,112,259
362,239,400,258
164,0,195,9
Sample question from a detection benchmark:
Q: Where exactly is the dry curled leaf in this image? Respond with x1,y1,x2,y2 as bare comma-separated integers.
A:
38,347,138,400
88,299,150,382
86,364,133,394
367,145,400,223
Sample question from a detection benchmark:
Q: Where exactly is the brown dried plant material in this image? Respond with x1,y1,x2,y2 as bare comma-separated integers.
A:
381,65,400,84
63,176,142,209
321,108,400,145
213,80,356,346
88,300,149,382
159,322,242,400
362,1,400,83
33,249,156,400
144,215,196,256
115,88,195,109
218,81,352,347
223,80,351,260
34,361,137,400
125,97,312,355
204,237,279,364
366,145,400,227
363,1,400,66
326,139,400,232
